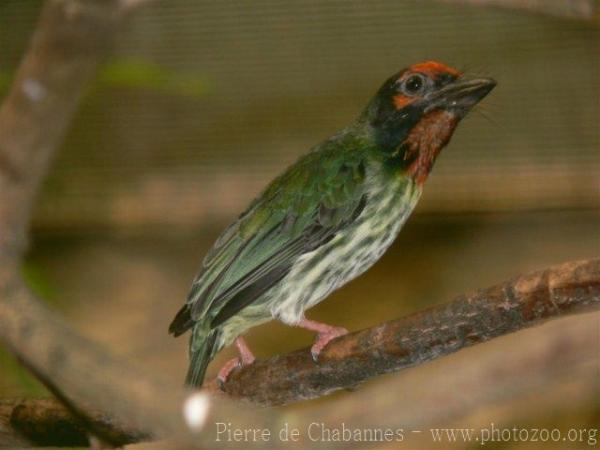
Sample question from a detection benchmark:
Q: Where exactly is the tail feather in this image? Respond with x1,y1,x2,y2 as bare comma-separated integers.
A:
169,304,194,337
185,328,219,388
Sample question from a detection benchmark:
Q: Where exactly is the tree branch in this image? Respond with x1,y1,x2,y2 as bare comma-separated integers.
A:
0,398,148,447
0,1,264,448
222,258,600,404
0,0,128,258
1,259,598,446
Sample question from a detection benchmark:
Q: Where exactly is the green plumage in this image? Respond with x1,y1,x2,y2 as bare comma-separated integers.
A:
191,130,369,320
171,128,390,386
169,63,496,387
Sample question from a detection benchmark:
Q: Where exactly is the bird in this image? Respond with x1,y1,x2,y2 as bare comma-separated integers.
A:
169,61,496,388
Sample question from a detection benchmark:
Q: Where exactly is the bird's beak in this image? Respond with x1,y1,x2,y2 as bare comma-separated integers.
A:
424,77,497,116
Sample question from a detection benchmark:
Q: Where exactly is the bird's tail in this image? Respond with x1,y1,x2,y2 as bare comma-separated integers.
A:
185,326,220,388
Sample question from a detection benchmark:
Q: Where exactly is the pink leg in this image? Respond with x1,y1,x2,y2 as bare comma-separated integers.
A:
297,318,349,362
216,337,255,386
235,336,256,364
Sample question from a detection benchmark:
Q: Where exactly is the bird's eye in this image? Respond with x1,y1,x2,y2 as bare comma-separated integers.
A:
402,74,426,96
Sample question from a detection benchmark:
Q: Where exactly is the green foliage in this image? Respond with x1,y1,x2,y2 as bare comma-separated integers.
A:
0,60,210,99
97,58,211,97
0,347,46,395
22,260,60,308
0,71,12,96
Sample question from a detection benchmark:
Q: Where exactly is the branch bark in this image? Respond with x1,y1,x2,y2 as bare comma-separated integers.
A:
0,0,128,258
0,397,148,447
0,2,287,449
222,258,600,404
1,259,599,446
0,0,186,446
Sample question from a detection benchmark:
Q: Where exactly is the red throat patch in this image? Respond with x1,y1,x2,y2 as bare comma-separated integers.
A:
404,110,459,184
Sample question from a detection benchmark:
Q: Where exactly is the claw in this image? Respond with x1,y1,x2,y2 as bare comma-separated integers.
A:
216,357,242,387
215,337,255,388
310,325,349,362
296,318,349,363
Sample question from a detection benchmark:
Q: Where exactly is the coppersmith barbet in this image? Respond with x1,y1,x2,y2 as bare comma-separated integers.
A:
169,61,496,387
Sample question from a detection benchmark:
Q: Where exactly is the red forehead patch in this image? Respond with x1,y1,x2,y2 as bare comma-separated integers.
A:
409,61,461,78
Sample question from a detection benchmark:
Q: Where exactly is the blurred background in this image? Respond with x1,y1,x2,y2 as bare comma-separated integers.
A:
0,0,598,448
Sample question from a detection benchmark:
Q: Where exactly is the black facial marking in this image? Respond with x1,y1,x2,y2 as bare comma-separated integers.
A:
370,70,405,128
373,103,421,155
382,142,416,172
370,70,425,153
367,67,460,166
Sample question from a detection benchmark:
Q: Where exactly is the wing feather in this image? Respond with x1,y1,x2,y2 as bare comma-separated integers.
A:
169,150,367,336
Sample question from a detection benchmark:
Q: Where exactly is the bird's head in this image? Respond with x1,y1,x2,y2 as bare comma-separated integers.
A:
362,61,496,184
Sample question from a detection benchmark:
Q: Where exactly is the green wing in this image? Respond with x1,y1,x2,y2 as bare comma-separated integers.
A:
169,149,367,336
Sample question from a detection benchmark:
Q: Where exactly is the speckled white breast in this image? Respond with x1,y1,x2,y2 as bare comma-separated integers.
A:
269,173,421,325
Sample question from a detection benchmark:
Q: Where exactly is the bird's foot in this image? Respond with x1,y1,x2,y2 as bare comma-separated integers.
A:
296,318,349,362
310,326,349,362
216,337,255,388
216,358,242,387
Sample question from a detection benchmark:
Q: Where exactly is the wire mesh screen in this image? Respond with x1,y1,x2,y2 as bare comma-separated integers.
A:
1,0,598,229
